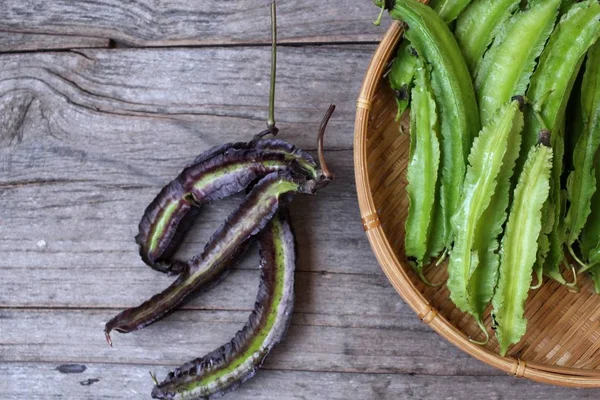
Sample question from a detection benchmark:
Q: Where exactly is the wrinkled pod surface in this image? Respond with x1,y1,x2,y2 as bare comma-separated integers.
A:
151,210,296,400
136,137,317,274
104,105,336,343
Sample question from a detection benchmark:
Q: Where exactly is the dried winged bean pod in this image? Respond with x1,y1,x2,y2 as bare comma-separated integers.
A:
447,98,523,340
105,171,312,341
388,41,418,122
136,140,317,274
454,0,520,75
384,0,481,252
492,133,553,356
104,105,335,342
566,42,600,270
518,0,600,281
427,0,474,22
475,0,560,125
151,210,295,400
404,59,440,281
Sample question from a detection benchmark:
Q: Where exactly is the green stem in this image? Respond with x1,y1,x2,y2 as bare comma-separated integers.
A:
150,371,159,386
267,1,277,132
418,268,442,287
530,267,543,289
434,247,448,267
565,263,579,292
569,245,591,273
469,320,490,346
374,2,386,26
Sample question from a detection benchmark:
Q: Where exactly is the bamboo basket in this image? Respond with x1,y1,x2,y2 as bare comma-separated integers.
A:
354,20,600,387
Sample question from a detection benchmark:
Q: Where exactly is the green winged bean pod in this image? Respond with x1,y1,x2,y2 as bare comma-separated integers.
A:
388,42,419,122
468,99,523,324
590,265,600,294
492,133,553,356
447,99,523,340
383,0,481,252
582,152,600,280
454,0,521,76
405,59,441,282
428,0,474,22
476,0,560,125
566,41,600,271
519,0,600,282
560,0,578,15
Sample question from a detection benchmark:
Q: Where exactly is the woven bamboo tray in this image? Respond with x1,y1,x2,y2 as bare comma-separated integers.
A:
354,20,600,387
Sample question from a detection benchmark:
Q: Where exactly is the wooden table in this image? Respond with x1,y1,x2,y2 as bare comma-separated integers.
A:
1,1,598,398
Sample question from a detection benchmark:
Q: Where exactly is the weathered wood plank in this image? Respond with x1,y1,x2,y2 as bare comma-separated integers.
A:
0,309,490,376
0,33,109,52
0,45,371,151
0,1,390,50
3,363,598,400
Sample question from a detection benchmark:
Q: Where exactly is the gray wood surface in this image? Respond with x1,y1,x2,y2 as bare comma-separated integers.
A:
1,2,599,399
0,0,390,50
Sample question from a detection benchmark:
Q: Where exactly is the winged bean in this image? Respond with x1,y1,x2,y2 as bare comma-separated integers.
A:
405,60,441,281
384,0,480,252
428,0,474,22
388,42,418,122
137,142,317,274
104,105,335,342
519,0,600,281
468,98,523,324
566,41,600,269
454,0,520,75
492,133,553,356
582,151,600,265
105,171,310,341
447,99,523,338
475,0,560,125
151,211,296,400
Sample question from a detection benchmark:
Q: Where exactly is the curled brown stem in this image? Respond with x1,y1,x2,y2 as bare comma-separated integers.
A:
318,104,336,180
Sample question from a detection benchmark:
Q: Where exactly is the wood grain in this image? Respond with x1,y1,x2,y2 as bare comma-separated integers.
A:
0,45,369,151
1,308,490,376
4,363,597,400
0,0,390,51
0,33,109,52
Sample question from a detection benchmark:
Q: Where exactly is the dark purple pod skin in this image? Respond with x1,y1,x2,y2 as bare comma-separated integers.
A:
151,210,296,400
105,171,313,341
190,141,251,166
137,139,317,274
136,180,196,274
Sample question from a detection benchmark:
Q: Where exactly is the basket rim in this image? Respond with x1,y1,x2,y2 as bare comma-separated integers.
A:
353,20,600,388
